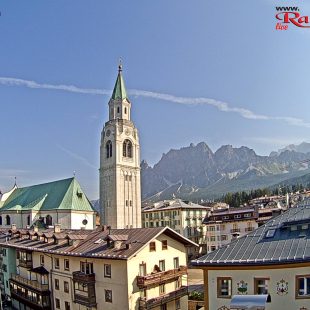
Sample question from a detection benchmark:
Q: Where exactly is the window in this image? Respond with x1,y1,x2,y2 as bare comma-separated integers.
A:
244,213,251,218
160,304,167,310
159,284,165,295
2,248,7,257
159,260,165,272
27,215,30,226
221,235,228,241
173,257,179,269
296,275,310,298
64,259,70,270
223,216,229,220
55,298,60,309
0,216,2,225
54,258,59,269
210,236,216,242
104,264,111,278
123,139,132,158
106,140,112,158
175,298,181,309
65,301,70,310
175,277,181,289
139,263,146,276
6,215,10,225
234,214,241,219
254,278,269,295
46,215,52,226
81,262,93,274
124,107,127,114
162,240,168,250
64,281,69,293
105,289,112,302
149,242,156,252
117,106,120,113
217,277,232,298
55,279,59,290
209,226,215,231
40,255,44,265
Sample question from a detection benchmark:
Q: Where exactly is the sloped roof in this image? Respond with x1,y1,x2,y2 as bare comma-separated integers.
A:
193,199,310,267
0,178,95,212
0,226,198,260
111,65,128,100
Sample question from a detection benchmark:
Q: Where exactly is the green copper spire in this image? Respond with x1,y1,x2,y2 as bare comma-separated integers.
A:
111,62,128,100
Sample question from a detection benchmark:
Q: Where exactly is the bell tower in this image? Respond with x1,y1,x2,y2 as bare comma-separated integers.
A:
99,64,142,228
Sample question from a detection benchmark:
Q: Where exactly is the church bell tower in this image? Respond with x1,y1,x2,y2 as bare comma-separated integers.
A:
99,64,142,228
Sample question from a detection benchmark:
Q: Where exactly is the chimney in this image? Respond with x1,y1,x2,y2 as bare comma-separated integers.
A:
54,224,61,233
11,224,17,232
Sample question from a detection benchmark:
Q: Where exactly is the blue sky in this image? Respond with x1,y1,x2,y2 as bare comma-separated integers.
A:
0,1,310,199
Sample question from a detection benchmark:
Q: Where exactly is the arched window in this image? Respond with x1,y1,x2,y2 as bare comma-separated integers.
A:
46,215,52,226
27,215,31,226
123,139,132,158
6,215,10,226
124,107,127,114
106,140,112,158
0,216,2,225
117,106,120,113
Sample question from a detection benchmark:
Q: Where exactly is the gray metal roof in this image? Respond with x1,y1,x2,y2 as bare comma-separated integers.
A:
192,199,310,267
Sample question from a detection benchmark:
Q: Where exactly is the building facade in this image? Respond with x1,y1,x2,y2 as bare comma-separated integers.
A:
193,200,310,310
0,178,96,230
203,206,258,253
0,225,196,310
142,199,210,258
100,64,142,229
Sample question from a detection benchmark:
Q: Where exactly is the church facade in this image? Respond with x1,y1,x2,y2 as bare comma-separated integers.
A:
100,65,142,229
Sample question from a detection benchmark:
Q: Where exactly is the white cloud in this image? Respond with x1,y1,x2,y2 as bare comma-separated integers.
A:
1,76,310,128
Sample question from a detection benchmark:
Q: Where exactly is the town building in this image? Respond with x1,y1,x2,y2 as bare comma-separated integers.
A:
203,206,259,253
0,224,196,310
0,178,96,230
142,199,210,258
100,64,142,229
192,199,310,310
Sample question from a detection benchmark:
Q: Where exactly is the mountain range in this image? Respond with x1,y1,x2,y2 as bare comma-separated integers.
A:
141,142,310,202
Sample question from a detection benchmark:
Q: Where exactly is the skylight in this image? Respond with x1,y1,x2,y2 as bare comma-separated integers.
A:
265,229,276,238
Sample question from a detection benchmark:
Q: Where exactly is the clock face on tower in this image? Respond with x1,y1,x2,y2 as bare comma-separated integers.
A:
125,128,131,136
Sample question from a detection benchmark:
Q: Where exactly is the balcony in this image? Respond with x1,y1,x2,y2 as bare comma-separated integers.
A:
10,274,49,292
18,259,33,269
74,293,97,307
10,290,51,310
139,286,188,309
245,227,254,232
230,228,241,233
136,266,187,288
72,271,96,283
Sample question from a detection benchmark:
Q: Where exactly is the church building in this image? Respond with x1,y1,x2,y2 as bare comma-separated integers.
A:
100,64,142,229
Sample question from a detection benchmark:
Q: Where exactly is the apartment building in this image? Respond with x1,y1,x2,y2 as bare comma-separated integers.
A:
142,199,210,257
192,200,310,310
0,224,196,310
203,206,259,253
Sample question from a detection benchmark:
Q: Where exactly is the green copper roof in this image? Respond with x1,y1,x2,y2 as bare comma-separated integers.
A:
0,178,95,212
111,65,128,100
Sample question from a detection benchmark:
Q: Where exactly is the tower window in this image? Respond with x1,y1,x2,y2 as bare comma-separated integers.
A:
6,215,10,226
123,139,132,158
124,107,127,114
106,140,112,158
117,106,120,113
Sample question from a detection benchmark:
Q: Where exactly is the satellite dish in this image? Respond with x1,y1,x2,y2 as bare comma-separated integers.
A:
82,219,88,226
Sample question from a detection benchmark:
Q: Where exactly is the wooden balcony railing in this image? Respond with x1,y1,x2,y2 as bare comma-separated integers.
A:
10,274,49,291
18,260,33,269
136,266,187,288
72,271,96,283
139,286,188,309
74,294,97,307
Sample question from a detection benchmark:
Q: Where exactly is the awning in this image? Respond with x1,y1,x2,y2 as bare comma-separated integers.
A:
230,295,269,309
